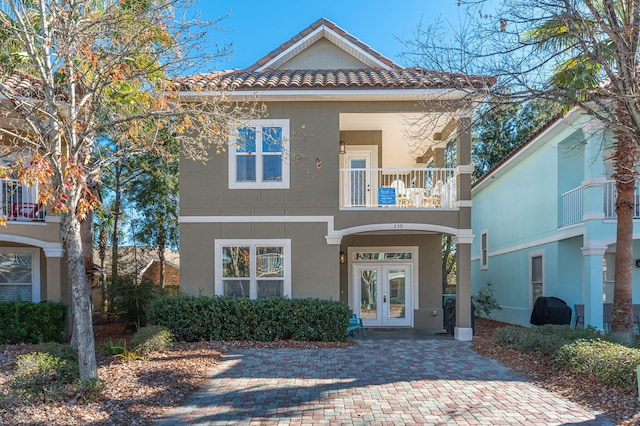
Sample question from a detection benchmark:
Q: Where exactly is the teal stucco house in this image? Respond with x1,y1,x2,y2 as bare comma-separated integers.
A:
471,108,640,329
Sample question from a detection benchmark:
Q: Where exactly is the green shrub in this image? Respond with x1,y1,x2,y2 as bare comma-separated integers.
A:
0,301,66,344
107,274,165,330
472,280,501,319
147,295,351,342
98,338,126,356
36,342,77,362
129,325,174,355
493,324,608,356
556,340,640,392
10,351,79,398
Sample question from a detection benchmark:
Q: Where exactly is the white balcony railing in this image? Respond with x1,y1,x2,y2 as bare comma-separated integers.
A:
561,180,640,226
339,167,457,209
1,178,44,221
603,180,640,219
561,186,584,226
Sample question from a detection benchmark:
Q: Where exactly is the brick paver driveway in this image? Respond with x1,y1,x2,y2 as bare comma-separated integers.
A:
158,338,612,425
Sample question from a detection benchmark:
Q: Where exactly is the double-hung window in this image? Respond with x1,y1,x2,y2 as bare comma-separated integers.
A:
215,239,291,299
229,120,290,189
480,231,488,270
530,253,544,309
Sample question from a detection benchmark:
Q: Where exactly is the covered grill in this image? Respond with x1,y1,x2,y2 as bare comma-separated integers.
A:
530,296,572,326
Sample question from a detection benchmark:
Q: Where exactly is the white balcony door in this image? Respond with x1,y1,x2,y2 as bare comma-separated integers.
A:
354,264,412,327
343,150,372,207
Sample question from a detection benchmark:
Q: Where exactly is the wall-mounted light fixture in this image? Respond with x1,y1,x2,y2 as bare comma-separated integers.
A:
339,140,346,154
635,259,640,268
340,251,346,264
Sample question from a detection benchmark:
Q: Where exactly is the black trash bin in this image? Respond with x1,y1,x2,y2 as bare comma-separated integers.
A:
530,296,572,325
444,297,475,335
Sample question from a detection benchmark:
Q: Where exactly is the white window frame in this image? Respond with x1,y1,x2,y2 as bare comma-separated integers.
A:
214,239,291,299
480,230,488,270
529,250,544,310
0,247,40,302
228,119,290,189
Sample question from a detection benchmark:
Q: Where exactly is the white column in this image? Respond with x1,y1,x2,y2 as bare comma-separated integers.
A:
581,245,606,329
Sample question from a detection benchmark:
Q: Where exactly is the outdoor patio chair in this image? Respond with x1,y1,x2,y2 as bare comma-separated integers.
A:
346,314,366,337
9,202,39,220
574,304,584,328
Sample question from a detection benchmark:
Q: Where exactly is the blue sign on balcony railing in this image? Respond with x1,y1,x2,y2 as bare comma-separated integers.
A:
378,187,396,205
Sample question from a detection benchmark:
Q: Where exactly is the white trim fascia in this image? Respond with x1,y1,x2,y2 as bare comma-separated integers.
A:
581,177,608,187
256,26,393,72
488,227,585,258
42,247,65,258
472,108,589,195
454,231,474,245
180,215,470,244
457,200,472,208
177,88,475,102
6,221,46,226
581,245,608,256
456,165,474,174
583,212,606,220
0,234,63,251
45,215,61,223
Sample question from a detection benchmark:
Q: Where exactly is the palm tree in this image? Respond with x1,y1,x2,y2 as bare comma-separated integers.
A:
525,0,640,341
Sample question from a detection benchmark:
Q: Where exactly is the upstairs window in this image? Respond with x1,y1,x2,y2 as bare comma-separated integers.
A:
229,120,290,189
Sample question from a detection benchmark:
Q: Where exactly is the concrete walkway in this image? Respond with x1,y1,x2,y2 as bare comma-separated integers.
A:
158,337,613,425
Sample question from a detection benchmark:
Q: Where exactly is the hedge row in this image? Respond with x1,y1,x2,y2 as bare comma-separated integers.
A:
493,324,640,392
556,340,640,392
0,301,67,344
493,324,609,356
147,296,351,342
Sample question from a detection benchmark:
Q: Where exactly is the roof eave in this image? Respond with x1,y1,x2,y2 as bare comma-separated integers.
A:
176,87,486,102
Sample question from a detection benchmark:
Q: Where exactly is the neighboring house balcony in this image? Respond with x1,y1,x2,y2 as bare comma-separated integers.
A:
1,178,45,222
339,167,457,209
561,180,640,226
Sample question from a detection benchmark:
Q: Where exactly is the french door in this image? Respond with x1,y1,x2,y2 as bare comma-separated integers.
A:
354,264,412,327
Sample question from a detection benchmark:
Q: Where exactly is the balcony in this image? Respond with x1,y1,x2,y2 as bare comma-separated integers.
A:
1,178,44,222
561,180,640,227
339,167,457,209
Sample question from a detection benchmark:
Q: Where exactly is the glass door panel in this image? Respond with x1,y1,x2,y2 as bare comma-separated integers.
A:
387,269,406,319
358,267,378,320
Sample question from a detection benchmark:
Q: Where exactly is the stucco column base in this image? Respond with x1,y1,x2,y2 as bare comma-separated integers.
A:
454,327,473,341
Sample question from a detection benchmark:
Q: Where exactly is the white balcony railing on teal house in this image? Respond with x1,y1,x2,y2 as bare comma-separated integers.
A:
339,167,457,209
561,180,640,227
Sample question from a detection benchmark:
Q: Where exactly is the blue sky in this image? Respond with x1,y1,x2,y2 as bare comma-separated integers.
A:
196,0,500,71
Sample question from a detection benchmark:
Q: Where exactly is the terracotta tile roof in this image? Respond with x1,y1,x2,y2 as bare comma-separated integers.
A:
1,71,68,101
247,17,396,71
174,68,495,92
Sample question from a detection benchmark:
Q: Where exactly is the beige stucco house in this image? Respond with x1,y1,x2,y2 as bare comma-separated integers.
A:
176,18,493,340
0,73,68,307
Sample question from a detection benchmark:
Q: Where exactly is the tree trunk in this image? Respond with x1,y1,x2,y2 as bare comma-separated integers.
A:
64,211,98,381
611,106,637,343
111,160,123,280
158,226,166,287
99,229,107,311
442,235,454,294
